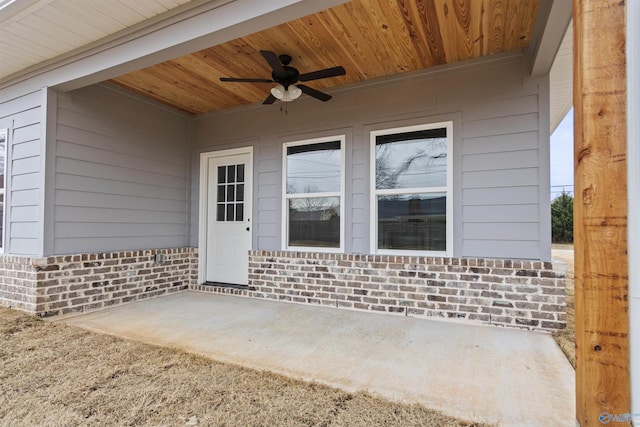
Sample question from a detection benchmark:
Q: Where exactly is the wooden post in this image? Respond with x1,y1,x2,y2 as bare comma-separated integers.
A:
573,0,630,425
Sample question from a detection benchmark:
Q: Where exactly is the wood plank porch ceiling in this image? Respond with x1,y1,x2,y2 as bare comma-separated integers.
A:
111,0,541,115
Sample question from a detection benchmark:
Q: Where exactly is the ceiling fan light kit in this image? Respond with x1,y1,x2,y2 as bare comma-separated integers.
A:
270,84,302,102
220,50,345,105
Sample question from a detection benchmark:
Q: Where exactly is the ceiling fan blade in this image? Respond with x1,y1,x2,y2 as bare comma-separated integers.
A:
298,84,332,102
260,50,285,75
220,77,273,83
299,66,346,82
263,93,278,104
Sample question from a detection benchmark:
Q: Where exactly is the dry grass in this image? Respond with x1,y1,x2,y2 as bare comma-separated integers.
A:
0,307,489,427
551,245,575,368
551,243,574,251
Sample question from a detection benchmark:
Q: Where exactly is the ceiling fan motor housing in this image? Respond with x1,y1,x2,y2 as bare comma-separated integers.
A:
273,66,300,89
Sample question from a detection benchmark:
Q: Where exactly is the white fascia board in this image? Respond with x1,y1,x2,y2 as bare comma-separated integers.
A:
0,0,348,103
529,0,572,77
628,0,640,421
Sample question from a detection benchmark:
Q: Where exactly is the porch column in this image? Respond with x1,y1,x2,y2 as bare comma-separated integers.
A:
573,0,630,425
627,0,640,420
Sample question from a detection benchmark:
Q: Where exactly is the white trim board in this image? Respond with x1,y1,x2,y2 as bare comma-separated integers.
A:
0,126,8,253
529,0,572,77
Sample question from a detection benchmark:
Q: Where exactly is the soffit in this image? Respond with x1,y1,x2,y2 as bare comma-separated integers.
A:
550,20,573,133
111,0,542,115
0,0,195,79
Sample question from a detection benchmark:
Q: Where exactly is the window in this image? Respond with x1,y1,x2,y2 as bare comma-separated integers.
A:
283,136,344,251
0,128,6,251
371,122,452,255
216,163,245,222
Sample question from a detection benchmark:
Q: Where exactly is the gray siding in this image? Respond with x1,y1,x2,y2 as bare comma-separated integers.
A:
255,140,282,250
193,55,552,260
54,85,191,254
0,91,44,255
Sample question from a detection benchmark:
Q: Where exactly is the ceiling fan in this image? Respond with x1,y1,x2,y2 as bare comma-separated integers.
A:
220,50,346,104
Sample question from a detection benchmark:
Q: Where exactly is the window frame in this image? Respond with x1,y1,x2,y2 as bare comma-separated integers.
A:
369,122,453,256
282,135,346,253
0,127,7,253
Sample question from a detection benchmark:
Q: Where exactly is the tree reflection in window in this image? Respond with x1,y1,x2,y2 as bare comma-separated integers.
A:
374,126,449,252
375,128,447,190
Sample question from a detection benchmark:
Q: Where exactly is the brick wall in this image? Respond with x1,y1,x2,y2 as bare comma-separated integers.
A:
0,255,40,312
1,247,567,332
248,251,567,332
0,248,197,317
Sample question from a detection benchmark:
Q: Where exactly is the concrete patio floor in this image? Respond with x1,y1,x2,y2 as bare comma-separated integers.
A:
60,291,575,426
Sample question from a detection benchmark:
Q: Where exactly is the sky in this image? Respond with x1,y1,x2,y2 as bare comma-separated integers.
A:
550,108,574,200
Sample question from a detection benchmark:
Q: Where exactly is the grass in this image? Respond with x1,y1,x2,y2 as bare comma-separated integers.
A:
0,307,489,427
551,244,575,368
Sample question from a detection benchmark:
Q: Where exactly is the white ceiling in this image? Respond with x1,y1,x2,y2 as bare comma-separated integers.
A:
0,0,195,80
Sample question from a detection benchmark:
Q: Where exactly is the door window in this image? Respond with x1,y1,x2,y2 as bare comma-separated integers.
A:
216,164,245,222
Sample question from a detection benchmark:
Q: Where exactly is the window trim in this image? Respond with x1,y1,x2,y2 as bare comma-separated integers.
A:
369,122,453,256
282,135,345,253
0,127,7,253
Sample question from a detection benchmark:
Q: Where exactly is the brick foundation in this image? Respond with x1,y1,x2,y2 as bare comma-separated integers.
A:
0,255,40,312
0,247,198,317
248,251,567,332
1,247,567,332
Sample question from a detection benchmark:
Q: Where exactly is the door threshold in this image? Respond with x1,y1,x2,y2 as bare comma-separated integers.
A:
203,282,250,290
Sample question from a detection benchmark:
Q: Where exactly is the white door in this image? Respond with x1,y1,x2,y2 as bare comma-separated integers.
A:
205,152,252,284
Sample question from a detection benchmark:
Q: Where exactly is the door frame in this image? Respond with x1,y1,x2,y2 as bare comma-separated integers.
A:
198,146,254,284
